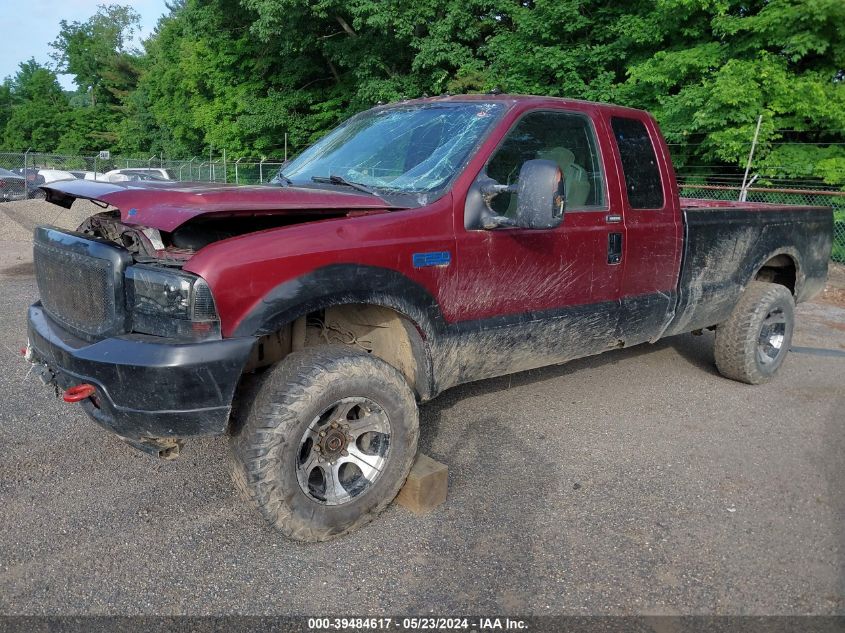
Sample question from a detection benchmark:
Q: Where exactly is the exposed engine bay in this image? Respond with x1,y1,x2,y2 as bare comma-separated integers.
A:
78,211,185,264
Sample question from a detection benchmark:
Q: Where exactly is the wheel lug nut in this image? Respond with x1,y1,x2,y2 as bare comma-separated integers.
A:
341,450,348,457
331,422,338,429
313,446,321,452
319,431,326,437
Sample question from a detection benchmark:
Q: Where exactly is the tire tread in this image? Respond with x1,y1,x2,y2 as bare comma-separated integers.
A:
714,281,794,385
230,345,418,542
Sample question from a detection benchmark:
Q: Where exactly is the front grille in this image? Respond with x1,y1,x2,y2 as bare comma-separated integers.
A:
33,227,130,340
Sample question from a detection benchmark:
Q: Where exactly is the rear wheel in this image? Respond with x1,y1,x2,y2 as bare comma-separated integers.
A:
714,281,795,385
231,345,419,541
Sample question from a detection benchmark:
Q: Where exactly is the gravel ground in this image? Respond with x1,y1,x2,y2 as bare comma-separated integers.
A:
0,201,843,616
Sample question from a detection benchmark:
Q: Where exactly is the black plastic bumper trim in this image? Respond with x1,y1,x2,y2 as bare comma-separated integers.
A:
27,303,255,440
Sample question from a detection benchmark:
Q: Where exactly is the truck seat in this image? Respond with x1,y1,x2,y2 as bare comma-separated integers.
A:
536,147,591,207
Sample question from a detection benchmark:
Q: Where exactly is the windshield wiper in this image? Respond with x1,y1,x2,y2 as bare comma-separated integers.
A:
311,174,377,196
272,172,293,186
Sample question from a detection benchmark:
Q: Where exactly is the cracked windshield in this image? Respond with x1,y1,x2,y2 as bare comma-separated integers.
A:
278,102,504,200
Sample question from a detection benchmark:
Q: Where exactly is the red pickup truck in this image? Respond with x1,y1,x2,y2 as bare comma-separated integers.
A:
27,95,832,541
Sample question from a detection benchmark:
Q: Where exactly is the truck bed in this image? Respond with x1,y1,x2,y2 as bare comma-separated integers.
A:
663,202,833,337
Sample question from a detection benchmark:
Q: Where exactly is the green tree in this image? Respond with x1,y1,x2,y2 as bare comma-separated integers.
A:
3,0,842,184
617,0,845,184
2,60,68,151
0,80,13,134
50,4,142,107
48,4,143,153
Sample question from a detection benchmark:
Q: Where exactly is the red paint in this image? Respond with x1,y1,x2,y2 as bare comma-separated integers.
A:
49,95,730,338
601,108,683,300
187,196,458,332
62,384,96,403
48,179,394,233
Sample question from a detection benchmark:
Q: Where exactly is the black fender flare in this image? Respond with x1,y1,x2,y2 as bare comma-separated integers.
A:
232,264,446,399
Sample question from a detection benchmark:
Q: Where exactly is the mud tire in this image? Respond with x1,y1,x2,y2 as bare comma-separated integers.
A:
714,281,794,385
230,345,419,541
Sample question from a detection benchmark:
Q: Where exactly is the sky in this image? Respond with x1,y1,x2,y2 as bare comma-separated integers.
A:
0,0,170,90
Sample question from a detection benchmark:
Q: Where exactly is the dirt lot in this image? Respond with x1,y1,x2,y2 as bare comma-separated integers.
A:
818,261,845,308
0,200,843,616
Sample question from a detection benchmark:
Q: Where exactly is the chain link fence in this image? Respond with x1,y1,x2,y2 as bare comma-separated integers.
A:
1,151,843,263
678,183,845,263
0,152,285,186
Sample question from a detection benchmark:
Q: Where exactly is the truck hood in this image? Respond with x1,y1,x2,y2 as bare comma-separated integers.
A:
42,179,396,232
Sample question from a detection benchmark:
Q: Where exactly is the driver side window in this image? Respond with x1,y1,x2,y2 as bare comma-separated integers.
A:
487,111,605,216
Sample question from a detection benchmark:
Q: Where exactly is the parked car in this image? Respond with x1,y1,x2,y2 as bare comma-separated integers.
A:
69,171,103,181
27,95,833,541
102,168,174,182
34,169,77,184
9,168,48,198
0,168,27,201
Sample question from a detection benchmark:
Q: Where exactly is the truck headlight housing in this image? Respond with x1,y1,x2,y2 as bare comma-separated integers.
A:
125,265,221,340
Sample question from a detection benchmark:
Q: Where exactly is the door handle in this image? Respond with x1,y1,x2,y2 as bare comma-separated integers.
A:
605,213,622,224
608,232,623,265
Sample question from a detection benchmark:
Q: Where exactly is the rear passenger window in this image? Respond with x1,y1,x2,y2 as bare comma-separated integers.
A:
611,117,664,209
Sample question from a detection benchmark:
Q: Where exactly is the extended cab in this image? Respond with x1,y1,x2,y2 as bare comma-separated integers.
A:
26,95,833,541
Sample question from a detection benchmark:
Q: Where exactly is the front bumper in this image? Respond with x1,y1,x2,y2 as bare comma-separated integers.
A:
27,303,255,454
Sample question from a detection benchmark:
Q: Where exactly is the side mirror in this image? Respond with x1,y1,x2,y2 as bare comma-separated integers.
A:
514,159,565,229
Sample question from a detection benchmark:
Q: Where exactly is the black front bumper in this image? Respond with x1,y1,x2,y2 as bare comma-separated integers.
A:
27,303,255,453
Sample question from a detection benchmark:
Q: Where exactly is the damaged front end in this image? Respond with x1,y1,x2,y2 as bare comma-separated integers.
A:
78,211,191,262
26,180,395,457
25,292,255,458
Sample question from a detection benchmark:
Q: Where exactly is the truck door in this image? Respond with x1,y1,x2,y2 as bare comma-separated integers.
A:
450,108,624,377
605,113,683,346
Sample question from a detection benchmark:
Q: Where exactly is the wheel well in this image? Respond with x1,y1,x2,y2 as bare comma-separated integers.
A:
243,304,431,400
755,254,797,295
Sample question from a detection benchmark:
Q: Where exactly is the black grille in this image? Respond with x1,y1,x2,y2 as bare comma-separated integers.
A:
33,227,131,340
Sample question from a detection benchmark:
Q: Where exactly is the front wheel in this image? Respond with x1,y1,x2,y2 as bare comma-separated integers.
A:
231,345,419,541
714,281,795,385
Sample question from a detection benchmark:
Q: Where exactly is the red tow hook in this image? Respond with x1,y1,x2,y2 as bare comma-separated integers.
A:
62,384,96,403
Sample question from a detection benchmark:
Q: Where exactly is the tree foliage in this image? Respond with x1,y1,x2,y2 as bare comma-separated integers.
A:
50,5,142,106
2,60,68,151
1,0,843,184
617,0,845,183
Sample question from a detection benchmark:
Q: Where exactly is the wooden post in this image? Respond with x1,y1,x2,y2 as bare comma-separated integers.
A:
396,454,448,515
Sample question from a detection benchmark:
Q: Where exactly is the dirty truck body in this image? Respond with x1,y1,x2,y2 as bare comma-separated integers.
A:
26,95,832,540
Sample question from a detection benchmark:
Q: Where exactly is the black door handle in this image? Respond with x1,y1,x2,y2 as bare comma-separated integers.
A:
608,232,623,265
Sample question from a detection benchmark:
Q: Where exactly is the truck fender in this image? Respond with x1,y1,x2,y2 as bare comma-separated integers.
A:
232,264,444,399
746,246,802,297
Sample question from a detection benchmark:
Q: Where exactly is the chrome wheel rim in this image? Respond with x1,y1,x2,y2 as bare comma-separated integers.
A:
295,397,391,506
757,308,787,366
